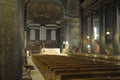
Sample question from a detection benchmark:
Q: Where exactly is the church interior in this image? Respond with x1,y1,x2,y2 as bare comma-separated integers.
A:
0,0,120,80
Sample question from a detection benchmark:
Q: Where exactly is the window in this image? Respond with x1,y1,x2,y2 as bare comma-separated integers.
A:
30,29,35,40
51,30,56,40
39,26,46,40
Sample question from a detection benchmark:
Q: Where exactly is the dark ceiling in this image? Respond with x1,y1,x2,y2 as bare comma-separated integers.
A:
27,0,65,24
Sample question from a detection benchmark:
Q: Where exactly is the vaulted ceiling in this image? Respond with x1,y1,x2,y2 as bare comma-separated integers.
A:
26,0,65,24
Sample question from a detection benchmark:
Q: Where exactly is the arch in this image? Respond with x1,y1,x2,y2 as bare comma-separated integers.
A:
27,0,65,23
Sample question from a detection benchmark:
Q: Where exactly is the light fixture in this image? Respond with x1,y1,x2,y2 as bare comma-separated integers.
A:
87,45,90,48
87,36,90,39
106,31,110,35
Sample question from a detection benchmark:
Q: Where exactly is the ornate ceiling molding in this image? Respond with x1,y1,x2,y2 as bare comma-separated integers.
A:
81,0,110,16
26,0,64,24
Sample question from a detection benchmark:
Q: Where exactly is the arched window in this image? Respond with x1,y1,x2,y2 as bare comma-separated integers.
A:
51,30,56,40
30,29,35,40
39,26,46,40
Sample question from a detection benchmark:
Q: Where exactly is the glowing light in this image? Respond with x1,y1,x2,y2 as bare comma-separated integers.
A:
106,31,110,35
94,27,98,40
87,45,90,48
27,51,30,56
27,51,29,54
65,41,69,44
87,36,90,39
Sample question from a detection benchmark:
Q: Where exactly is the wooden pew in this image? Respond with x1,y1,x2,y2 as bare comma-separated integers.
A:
32,54,120,80
55,71,120,80
71,77,120,80
47,62,120,80
34,56,118,79
32,54,106,78
47,64,120,80
70,54,120,64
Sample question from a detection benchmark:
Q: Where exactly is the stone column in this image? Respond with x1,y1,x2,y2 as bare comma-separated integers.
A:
99,7,106,54
65,0,80,53
111,0,120,55
65,17,71,43
79,4,88,53
89,14,95,53
69,18,80,49
82,16,88,53
0,0,24,80
63,17,71,53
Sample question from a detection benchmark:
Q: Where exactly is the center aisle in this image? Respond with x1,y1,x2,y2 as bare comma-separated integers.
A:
27,55,45,80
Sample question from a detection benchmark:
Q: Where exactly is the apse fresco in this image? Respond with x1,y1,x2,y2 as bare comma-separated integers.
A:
27,0,64,24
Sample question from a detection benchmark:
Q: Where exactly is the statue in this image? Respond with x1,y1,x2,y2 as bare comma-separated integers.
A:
40,43,45,53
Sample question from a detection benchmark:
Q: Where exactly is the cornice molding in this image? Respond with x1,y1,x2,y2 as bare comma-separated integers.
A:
81,0,97,9
81,0,110,16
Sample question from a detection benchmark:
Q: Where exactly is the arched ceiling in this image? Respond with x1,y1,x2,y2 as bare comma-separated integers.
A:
27,0,64,24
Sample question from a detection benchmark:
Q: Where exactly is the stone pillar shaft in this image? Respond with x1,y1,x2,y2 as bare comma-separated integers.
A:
0,0,24,80
99,7,106,54
89,14,95,53
82,16,88,53
111,0,120,55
